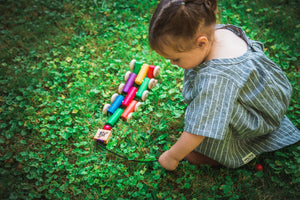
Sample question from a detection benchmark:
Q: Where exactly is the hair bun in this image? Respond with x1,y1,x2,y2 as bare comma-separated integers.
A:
183,0,217,11
182,0,195,4
204,0,217,11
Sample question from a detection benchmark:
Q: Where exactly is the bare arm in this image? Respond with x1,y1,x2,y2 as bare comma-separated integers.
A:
159,131,205,170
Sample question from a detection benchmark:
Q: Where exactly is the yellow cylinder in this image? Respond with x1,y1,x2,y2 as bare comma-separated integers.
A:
135,64,149,85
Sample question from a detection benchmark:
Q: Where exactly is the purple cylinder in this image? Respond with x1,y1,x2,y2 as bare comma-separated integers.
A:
123,73,137,93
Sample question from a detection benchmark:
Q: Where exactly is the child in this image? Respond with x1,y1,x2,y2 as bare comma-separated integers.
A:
148,0,300,170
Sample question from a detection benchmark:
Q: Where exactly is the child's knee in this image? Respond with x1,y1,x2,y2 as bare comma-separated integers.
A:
184,152,195,164
184,151,220,166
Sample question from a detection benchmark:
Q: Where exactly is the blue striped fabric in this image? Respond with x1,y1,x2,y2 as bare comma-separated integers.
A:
182,24,300,168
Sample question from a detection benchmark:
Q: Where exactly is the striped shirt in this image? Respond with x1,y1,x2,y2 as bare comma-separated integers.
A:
182,24,300,168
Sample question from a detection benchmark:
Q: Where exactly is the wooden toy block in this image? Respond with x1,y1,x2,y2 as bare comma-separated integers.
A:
97,59,160,145
94,129,112,144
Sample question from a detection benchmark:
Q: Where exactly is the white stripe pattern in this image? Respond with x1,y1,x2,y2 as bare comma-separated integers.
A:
183,24,300,168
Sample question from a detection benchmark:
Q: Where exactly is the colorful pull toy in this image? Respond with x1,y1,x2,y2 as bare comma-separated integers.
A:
94,59,160,144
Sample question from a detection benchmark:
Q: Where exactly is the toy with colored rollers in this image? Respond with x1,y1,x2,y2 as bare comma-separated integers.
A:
94,59,160,144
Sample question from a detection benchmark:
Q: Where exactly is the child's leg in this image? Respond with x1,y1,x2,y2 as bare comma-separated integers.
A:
184,151,220,166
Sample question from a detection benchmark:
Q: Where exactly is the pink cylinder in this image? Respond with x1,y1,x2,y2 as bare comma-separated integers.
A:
122,87,138,107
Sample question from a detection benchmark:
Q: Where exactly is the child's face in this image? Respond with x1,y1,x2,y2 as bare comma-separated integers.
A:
156,37,211,69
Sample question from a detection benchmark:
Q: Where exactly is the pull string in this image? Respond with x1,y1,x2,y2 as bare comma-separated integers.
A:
97,141,158,163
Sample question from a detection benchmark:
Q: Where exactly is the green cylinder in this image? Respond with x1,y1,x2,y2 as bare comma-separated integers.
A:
136,77,150,99
133,61,143,74
106,108,124,126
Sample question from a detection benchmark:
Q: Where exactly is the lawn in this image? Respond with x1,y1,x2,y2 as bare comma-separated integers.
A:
0,0,299,199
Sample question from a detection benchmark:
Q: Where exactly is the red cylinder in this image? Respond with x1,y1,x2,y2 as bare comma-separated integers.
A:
121,100,137,121
148,65,155,79
122,87,138,107
103,125,112,130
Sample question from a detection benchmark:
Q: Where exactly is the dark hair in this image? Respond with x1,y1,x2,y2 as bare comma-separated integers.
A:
149,0,217,52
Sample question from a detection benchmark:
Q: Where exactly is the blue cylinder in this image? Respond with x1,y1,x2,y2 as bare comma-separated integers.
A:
107,95,124,115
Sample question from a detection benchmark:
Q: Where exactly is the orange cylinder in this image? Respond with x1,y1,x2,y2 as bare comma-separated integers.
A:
135,64,149,85
121,100,138,121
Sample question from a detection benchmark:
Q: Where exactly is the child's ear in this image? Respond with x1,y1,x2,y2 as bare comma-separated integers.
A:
196,36,209,48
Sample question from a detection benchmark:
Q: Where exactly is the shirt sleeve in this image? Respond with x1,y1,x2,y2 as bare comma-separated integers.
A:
184,75,240,140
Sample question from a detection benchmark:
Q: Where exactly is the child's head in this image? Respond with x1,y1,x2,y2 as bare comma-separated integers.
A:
149,0,217,69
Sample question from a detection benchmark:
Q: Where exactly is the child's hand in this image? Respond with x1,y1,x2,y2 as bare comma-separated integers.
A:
158,150,179,171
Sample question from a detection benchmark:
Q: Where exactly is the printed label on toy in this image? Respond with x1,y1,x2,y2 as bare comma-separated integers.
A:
242,152,256,164
94,129,112,144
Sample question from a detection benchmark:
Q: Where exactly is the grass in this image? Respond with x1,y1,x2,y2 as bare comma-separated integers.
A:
0,0,299,199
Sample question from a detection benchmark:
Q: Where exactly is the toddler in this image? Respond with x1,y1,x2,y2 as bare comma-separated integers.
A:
148,0,300,170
